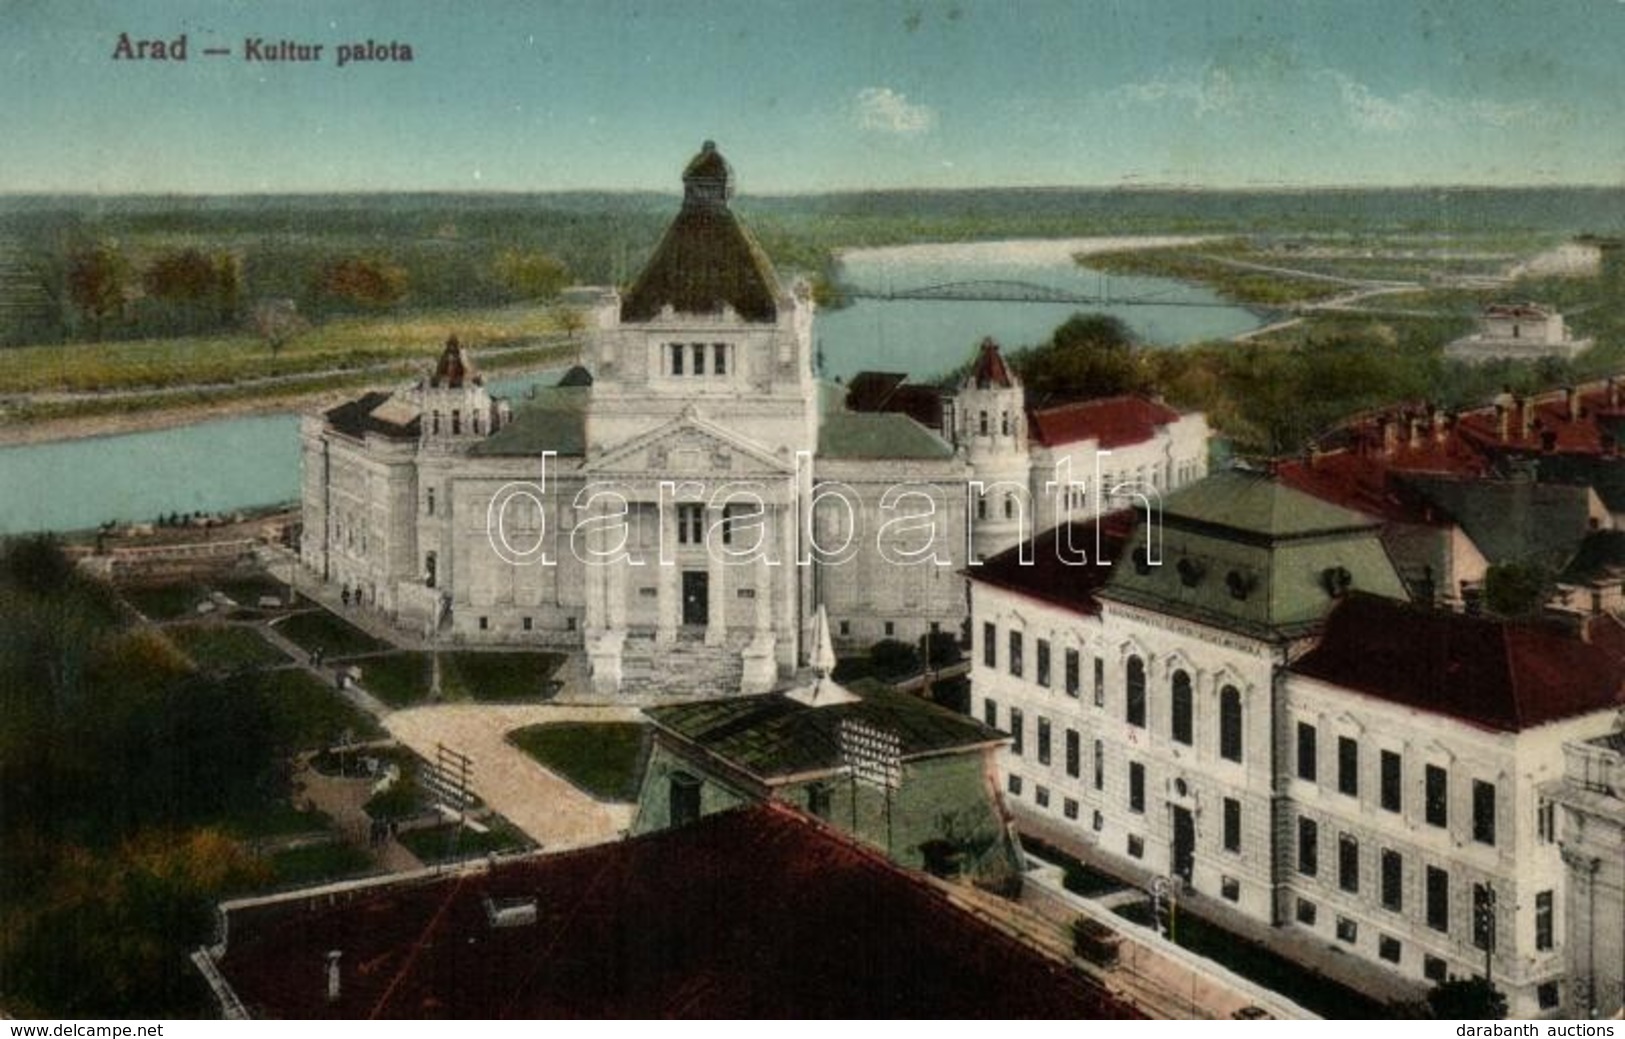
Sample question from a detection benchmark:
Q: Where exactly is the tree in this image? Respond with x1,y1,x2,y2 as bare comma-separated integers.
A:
1483,560,1554,618
315,255,408,310
250,298,309,356
65,242,129,341
1015,312,1147,401
1425,976,1508,1020
142,248,217,304
493,248,570,302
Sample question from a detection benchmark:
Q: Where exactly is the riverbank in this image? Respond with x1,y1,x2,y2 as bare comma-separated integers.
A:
835,235,1217,269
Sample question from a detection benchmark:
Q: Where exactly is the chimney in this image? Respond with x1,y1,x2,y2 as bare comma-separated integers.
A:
326,950,343,1004
1409,415,1424,450
1517,396,1535,440
1431,404,1447,444
1496,403,1510,442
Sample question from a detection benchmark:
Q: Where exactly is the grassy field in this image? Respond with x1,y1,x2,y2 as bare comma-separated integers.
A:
117,582,209,620
509,722,651,802
165,623,287,671
358,650,566,706
253,667,387,750
271,609,389,659
0,304,570,395
264,841,377,889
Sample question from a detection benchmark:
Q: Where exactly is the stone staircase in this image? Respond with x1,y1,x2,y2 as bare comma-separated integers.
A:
617,632,745,699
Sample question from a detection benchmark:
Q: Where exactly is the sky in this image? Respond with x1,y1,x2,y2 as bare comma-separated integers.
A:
3,0,1625,194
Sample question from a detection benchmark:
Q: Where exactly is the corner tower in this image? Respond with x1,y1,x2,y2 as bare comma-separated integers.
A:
587,141,817,458
952,338,1030,559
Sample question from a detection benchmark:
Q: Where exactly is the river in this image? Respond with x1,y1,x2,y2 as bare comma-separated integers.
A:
1,238,1262,534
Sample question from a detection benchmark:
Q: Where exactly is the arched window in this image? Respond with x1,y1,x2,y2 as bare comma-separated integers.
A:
979,410,989,436
1003,495,1015,519
1126,656,1146,728
1220,685,1243,763
424,551,437,589
1171,670,1193,746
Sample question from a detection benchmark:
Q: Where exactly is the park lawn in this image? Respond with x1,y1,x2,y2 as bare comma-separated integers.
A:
166,623,288,671
220,800,335,842
0,303,569,395
212,574,299,609
254,667,386,750
350,650,564,706
397,816,533,864
271,608,389,659
508,722,651,802
117,582,210,620
264,841,378,890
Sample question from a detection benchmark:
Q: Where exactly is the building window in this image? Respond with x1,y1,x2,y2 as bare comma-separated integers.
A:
1538,983,1559,1010
1036,639,1051,687
1535,890,1553,951
522,616,533,632
1298,816,1318,876
1537,799,1555,844
1338,833,1359,894
1125,655,1146,728
1337,736,1358,797
978,410,988,436
983,622,996,668
1296,899,1317,926
712,342,727,375
1127,835,1144,859
1381,849,1402,912
1063,797,1079,820
670,343,684,375
426,487,436,515
977,496,988,521
1010,707,1024,756
1426,866,1449,933
451,410,462,435
677,503,704,544
691,343,706,375
1009,631,1023,678
1472,883,1495,951
1008,774,1023,796
807,783,832,820
1380,750,1401,813
1219,686,1242,763
1093,657,1105,706
1065,729,1080,778
1092,810,1104,832
1472,780,1496,846
1423,956,1447,983
1425,765,1448,827
478,616,489,631
1129,761,1145,813
1297,722,1317,782
1093,739,1104,790
1379,935,1402,964
1223,797,1241,853
1336,917,1357,944
884,620,894,637
1003,496,1015,520
1171,670,1193,746
1065,649,1080,697
983,698,997,729
1221,876,1240,902
840,620,850,636
669,772,701,827
1035,785,1050,808
1036,717,1051,766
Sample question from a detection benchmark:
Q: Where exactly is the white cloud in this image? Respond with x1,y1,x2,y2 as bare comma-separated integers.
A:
854,87,936,135
1111,66,1242,117
1323,71,1541,132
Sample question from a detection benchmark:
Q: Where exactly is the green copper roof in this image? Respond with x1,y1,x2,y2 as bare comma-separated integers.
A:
1162,469,1379,540
469,386,588,457
645,680,1002,782
1102,471,1408,640
818,411,954,460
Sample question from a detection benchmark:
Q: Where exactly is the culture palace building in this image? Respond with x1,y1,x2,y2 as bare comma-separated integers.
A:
298,142,1208,697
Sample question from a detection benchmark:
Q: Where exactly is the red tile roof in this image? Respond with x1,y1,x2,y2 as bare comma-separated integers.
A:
215,804,1135,1020
1276,450,1479,526
968,337,1017,389
970,511,1135,615
1028,395,1182,449
1291,593,1625,733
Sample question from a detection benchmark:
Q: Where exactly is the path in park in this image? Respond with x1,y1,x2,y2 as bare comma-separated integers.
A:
383,703,644,852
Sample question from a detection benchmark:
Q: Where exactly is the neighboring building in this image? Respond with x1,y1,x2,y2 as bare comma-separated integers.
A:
967,467,1625,1017
1553,728,1625,1019
632,641,1022,888
1286,597,1624,1017
201,803,1138,1019
1445,304,1592,363
298,142,1211,696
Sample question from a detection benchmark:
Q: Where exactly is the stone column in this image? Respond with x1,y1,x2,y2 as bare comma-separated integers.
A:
706,504,727,646
583,500,607,635
657,497,678,643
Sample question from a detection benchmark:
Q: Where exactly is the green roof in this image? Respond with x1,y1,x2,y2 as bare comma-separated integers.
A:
470,386,588,457
1102,471,1408,640
1397,473,1595,568
1163,470,1378,541
818,411,954,461
645,680,1002,782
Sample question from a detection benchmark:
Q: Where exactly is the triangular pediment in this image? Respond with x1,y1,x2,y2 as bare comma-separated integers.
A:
584,409,792,477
